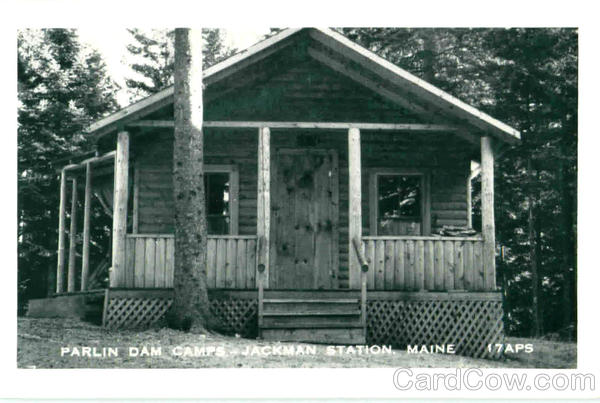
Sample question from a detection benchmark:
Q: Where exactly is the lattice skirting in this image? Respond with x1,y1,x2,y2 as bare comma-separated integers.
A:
367,294,505,359
102,289,258,335
101,289,503,360
102,289,174,329
209,296,258,337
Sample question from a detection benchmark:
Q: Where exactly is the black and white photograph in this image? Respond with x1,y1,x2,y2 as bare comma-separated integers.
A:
6,1,595,399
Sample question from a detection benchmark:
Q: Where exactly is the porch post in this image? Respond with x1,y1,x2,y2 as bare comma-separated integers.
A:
56,170,67,293
257,127,270,287
110,130,129,288
348,127,362,289
81,162,92,291
481,136,496,290
67,178,78,292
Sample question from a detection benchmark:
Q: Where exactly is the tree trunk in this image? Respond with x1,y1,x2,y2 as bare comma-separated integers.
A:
168,28,211,331
528,158,542,338
558,156,575,339
422,30,436,85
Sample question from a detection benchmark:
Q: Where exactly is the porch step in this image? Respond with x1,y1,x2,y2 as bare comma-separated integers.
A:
260,296,365,344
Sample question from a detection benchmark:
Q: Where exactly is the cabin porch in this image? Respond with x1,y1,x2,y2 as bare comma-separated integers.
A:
52,122,498,295
43,121,501,350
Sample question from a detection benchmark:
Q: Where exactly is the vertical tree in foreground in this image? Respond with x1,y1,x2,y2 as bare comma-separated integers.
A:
168,28,211,331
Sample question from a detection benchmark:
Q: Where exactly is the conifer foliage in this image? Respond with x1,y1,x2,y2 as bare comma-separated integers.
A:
342,28,578,339
17,29,118,312
124,28,235,102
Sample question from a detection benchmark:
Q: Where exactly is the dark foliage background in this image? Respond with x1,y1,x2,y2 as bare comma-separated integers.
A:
17,29,119,313
16,28,235,314
17,28,577,340
341,28,577,339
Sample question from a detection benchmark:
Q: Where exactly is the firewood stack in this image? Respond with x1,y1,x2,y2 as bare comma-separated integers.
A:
435,225,478,237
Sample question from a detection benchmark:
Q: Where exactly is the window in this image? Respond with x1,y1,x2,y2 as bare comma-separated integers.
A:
369,169,430,236
204,165,239,235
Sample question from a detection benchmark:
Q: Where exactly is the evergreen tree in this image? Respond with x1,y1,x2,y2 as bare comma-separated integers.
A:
340,28,578,339
484,28,577,338
125,28,235,102
17,29,118,312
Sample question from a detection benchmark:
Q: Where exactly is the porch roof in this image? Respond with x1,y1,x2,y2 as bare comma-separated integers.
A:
86,28,520,145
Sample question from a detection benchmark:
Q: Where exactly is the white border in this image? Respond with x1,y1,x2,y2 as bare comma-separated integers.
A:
3,0,598,399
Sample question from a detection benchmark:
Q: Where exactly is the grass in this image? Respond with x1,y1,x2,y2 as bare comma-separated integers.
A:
17,318,576,369
503,337,577,369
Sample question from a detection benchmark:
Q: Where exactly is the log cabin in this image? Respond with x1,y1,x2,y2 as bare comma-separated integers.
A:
28,28,520,359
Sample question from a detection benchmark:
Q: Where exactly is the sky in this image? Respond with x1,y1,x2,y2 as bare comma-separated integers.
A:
77,28,270,106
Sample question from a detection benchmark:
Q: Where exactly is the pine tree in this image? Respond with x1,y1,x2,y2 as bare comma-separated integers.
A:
338,28,577,339
484,28,578,338
17,29,118,312
124,28,235,102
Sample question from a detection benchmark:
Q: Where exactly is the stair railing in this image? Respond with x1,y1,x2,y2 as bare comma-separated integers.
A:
352,237,369,339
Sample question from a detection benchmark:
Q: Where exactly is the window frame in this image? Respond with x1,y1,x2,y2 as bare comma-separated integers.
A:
204,164,239,235
368,168,431,236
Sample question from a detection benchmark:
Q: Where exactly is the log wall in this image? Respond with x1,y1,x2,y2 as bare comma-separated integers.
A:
135,130,258,235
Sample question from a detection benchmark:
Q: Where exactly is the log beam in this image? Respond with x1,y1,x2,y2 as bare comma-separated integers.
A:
348,127,362,289
56,170,67,293
110,131,130,287
126,119,459,132
256,127,270,288
481,136,496,290
81,163,92,291
60,150,115,173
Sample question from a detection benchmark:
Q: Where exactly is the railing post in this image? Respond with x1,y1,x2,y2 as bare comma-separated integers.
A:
352,237,369,340
257,127,270,288
348,127,362,289
81,162,92,291
67,178,78,292
481,136,496,290
361,265,367,338
111,130,129,288
56,170,67,293
257,242,265,338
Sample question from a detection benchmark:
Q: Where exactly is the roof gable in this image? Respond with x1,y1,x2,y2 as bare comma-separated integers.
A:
88,28,520,144
205,58,422,123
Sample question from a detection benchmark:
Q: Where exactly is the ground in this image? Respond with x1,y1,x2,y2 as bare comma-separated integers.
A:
16,318,576,369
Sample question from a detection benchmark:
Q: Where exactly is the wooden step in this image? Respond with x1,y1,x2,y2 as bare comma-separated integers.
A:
263,298,358,303
262,314,362,328
263,300,360,316
262,328,366,344
258,292,366,345
263,290,360,299
262,311,358,317
261,322,364,329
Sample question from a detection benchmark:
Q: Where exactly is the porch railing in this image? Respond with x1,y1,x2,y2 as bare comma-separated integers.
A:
121,234,258,289
361,236,490,291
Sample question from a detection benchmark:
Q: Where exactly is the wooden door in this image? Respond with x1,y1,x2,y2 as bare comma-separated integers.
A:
271,149,339,289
